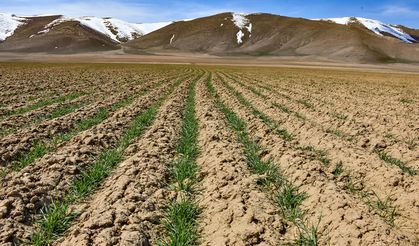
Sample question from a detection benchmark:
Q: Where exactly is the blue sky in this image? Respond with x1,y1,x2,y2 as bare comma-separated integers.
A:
2,0,419,28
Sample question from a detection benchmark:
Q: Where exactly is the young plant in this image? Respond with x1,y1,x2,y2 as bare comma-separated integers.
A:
206,73,317,242
294,219,320,246
297,99,313,109
217,74,293,141
275,183,307,222
297,145,331,167
376,150,417,176
160,73,203,245
30,75,188,246
160,200,200,246
332,161,344,177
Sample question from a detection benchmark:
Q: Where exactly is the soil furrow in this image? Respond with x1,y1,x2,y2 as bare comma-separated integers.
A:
0,94,89,136
0,70,175,127
220,73,419,236
228,73,418,166
226,73,418,175
212,74,417,245
1,63,417,246
157,73,203,245
56,74,192,246
238,70,418,117
239,72,418,144
0,73,188,167
0,74,189,244
0,82,92,118
195,75,285,245
0,65,181,118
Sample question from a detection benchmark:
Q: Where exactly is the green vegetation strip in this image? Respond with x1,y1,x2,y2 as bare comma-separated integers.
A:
1,92,85,118
225,73,308,120
375,149,416,176
0,103,86,138
206,74,318,245
222,74,345,166
230,73,315,109
9,75,183,172
160,74,202,245
217,74,293,141
296,146,331,167
325,128,354,142
43,103,85,120
29,75,187,246
12,108,109,171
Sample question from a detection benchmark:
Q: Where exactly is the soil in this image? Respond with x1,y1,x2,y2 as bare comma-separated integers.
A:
195,79,285,245
0,69,185,166
57,75,191,246
0,71,186,244
211,73,418,245
0,62,417,245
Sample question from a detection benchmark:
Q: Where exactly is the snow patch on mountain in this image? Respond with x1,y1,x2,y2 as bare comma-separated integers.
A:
170,34,175,45
0,13,27,41
236,30,245,44
232,13,249,29
319,17,416,43
246,23,252,33
37,16,172,42
231,13,252,44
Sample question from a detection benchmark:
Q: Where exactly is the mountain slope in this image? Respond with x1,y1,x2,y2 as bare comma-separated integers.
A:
397,25,419,41
0,13,27,41
317,17,418,43
125,12,419,63
0,14,172,53
1,12,418,63
37,16,172,42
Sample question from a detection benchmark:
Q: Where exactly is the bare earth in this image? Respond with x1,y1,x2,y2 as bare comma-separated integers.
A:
0,58,418,245
1,51,419,74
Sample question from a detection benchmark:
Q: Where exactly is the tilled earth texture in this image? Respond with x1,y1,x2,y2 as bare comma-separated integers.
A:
0,63,418,246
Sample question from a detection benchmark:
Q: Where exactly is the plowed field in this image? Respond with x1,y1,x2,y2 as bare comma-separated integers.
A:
0,63,418,246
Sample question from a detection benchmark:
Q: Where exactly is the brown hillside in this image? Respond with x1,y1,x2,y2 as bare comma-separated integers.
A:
0,16,119,53
125,13,419,63
398,25,419,42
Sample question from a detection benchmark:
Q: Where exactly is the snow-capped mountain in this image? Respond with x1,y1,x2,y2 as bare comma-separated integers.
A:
0,12,418,63
35,16,173,42
0,13,175,53
0,13,27,41
317,17,417,43
127,12,418,63
0,13,172,44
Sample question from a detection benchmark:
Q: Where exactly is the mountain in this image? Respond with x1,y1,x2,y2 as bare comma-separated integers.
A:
37,16,173,43
0,13,26,41
317,17,417,43
397,25,419,41
0,13,171,53
125,13,419,63
1,12,418,63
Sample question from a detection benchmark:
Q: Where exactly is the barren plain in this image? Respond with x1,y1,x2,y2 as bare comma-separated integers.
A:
0,62,418,245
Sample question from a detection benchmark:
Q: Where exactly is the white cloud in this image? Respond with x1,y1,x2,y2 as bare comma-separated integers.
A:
381,5,419,17
0,0,244,23
0,0,165,22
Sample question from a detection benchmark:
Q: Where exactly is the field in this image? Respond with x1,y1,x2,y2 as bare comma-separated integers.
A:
0,62,418,245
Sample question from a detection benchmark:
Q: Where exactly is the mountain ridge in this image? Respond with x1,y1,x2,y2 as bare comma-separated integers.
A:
1,12,418,63
125,13,419,63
